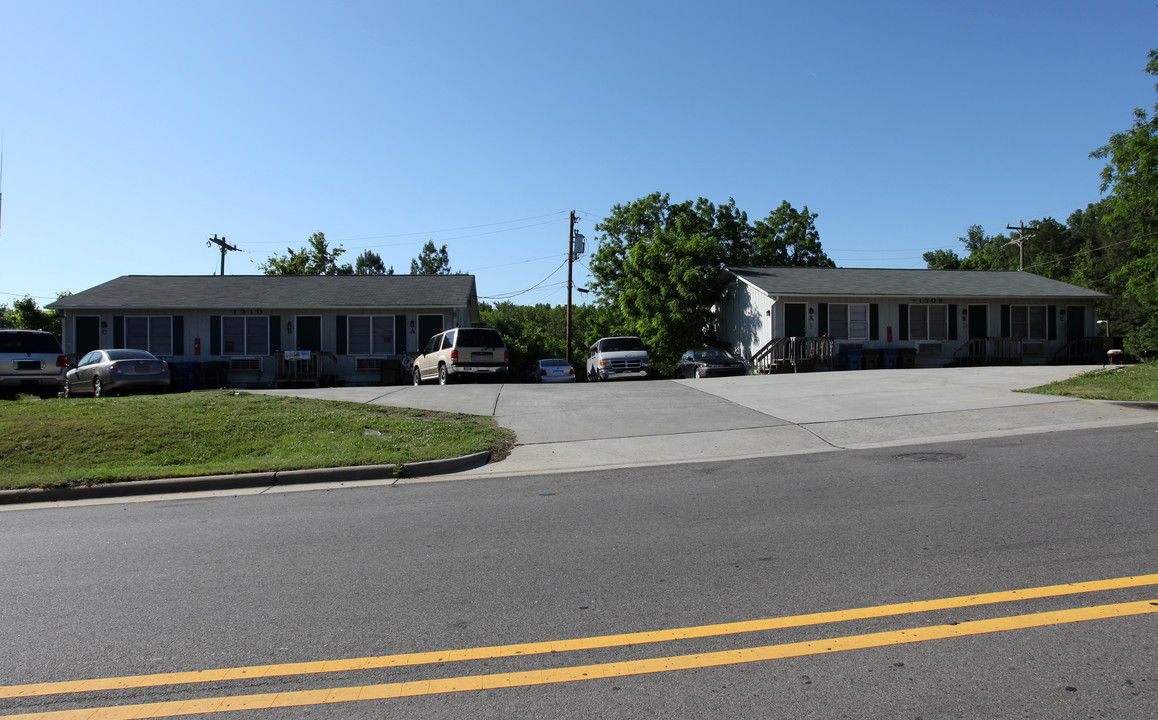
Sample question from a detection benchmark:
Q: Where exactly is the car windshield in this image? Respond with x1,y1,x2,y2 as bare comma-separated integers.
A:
107,350,156,361
540,359,569,367
697,348,733,360
0,332,63,354
600,338,645,352
457,329,504,347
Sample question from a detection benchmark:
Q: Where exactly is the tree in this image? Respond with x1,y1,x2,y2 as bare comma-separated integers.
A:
259,232,353,275
354,250,393,275
410,240,452,275
0,295,66,338
1091,48,1158,311
589,193,834,374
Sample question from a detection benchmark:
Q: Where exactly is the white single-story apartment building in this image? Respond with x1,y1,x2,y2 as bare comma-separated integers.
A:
47,274,482,388
715,267,1111,371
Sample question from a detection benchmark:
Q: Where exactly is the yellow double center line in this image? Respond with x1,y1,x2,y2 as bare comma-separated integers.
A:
2,574,1156,719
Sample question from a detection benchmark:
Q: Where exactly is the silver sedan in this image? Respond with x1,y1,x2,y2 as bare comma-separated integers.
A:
64,349,171,397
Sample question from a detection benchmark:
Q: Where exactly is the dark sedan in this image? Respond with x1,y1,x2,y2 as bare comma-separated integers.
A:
64,349,171,397
675,347,748,379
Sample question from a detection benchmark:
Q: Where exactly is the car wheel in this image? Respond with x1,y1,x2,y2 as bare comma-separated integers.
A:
412,366,422,386
438,365,449,385
93,377,107,397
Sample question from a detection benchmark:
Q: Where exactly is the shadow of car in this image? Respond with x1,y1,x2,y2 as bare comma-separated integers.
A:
675,347,748,379
64,349,171,397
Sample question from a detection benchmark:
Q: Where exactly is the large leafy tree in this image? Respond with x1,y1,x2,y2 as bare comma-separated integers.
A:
410,240,452,275
259,232,353,275
1091,48,1158,312
0,295,66,338
589,193,834,374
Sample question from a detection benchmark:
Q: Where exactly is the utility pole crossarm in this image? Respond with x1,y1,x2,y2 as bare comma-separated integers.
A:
207,234,240,275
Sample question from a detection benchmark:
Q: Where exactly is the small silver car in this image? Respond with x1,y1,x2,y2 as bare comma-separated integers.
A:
64,349,171,397
533,358,576,383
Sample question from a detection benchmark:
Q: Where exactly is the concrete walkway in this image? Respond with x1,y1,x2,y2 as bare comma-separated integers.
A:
255,365,1157,478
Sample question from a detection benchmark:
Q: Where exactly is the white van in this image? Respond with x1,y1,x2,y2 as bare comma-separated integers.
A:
586,336,651,381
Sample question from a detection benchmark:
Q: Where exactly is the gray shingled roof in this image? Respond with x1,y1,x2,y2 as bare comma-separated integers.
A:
47,275,480,310
724,267,1109,299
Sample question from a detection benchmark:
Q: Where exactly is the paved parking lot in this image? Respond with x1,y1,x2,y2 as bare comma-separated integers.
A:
257,365,1158,477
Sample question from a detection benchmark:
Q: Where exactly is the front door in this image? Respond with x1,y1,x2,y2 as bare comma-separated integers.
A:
74,316,101,356
295,316,322,352
1066,306,1086,342
784,303,807,337
968,305,988,339
417,314,444,354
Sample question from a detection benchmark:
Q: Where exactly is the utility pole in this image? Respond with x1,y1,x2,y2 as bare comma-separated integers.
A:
207,234,240,275
566,211,576,365
564,211,587,365
1005,222,1034,271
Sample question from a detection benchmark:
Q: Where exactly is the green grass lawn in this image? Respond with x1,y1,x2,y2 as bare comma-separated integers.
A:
0,391,515,490
1019,362,1158,401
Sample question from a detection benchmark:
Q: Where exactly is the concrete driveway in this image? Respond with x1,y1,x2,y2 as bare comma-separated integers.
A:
256,365,1157,477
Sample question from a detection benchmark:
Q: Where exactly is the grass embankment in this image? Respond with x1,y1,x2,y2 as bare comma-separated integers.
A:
1020,362,1158,401
0,391,515,490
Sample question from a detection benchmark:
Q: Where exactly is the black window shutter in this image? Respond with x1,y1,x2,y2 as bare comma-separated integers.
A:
1048,305,1057,340
336,315,347,355
270,316,282,353
210,316,221,356
173,316,185,355
817,303,828,336
395,315,406,354
113,316,124,347
1001,305,1011,337
948,305,957,341
898,304,909,341
869,304,879,341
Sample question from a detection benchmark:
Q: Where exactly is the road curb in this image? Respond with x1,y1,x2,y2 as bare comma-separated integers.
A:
0,451,492,505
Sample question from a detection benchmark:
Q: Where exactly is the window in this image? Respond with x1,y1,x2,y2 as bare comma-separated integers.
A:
125,316,172,355
1011,305,1047,340
828,304,869,340
908,305,949,341
347,315,395,355
222,316,269,356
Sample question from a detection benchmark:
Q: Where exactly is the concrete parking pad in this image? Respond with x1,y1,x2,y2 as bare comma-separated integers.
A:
255,365,1158,477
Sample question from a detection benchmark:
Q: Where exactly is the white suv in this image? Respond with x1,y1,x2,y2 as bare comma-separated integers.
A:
586,336,651,381
412,327,508,385
0,329,68,399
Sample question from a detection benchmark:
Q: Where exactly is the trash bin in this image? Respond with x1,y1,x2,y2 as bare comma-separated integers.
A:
200,361,228,389
841,349,864,371
862,349,881,370
880,348,899,369
380,358,402,385
898,348,916,369
173,362,198,392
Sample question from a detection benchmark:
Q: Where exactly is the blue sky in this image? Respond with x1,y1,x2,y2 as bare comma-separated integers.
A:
1,1,1155,309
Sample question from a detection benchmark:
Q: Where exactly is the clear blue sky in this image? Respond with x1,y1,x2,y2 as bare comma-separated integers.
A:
2,1,1155,308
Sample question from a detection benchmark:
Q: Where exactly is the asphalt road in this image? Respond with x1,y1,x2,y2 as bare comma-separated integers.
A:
2,421,1156,718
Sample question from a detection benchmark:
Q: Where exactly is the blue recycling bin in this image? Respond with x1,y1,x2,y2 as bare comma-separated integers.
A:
880,349,899,369
173,362,198,392
841,349,864,371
